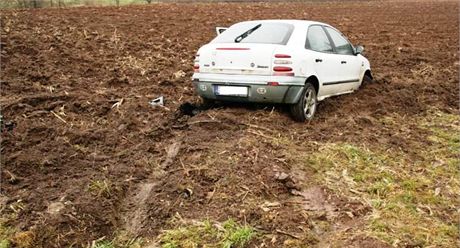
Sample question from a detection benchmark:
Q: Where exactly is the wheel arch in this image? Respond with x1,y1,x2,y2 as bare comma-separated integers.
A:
364,69,373,80
305,75,320,94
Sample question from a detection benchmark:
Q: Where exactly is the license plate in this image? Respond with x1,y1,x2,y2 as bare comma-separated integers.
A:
215,85,248,97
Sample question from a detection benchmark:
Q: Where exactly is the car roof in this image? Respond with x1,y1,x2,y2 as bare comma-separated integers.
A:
234,19,330,27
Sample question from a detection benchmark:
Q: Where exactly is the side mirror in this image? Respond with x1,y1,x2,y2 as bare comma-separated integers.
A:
216,27,227,35
355,45,364,55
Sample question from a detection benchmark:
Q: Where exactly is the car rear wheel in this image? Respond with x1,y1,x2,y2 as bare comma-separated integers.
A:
290,83,317,122
200,97,215,109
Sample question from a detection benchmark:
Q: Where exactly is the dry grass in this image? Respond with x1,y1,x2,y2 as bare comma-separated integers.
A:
302,108,459,247
159,217,256,248
88,179,113,197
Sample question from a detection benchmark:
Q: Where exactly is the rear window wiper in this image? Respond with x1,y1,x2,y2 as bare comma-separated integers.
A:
234,24,262,43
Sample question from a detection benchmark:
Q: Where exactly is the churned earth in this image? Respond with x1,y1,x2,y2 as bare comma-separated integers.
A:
0,0,459,247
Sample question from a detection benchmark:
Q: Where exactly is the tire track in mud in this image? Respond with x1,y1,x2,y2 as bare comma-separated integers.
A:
122,139,183,235
121,105,195,235
119,102,374,245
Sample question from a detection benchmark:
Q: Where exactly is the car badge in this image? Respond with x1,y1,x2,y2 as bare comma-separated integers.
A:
256,87,267,94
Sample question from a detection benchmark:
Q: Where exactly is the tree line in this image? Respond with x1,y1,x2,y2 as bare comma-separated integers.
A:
0,0,156,8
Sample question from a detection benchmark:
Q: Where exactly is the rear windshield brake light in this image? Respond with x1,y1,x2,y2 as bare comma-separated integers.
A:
216,48,250,50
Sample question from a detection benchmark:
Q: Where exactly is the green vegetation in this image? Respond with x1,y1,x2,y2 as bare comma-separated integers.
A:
88,179,113,197
92,240,115,248
90,234,143,248
0,240,10,248
303,109,459,247
0,220,12,248
160,219,256,248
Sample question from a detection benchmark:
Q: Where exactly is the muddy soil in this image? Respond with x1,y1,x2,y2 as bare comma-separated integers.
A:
0,0,458,247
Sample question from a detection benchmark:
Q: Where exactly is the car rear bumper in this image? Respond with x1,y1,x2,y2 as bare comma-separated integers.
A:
192,73,305,104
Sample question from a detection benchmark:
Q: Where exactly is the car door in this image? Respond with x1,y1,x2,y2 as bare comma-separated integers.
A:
304,25,343,97
323,26,362,92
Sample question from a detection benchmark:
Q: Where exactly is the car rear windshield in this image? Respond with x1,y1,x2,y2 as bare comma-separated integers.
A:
212,22,294,45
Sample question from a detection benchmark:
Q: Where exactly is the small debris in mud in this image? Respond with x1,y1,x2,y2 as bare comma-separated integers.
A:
111,98,124,109
1,115,16,133
182,188,193,199
275,172,299,192
5,170,20,184
260,201,281,212
149,96,164,107
275,172,290,182
173,70,186,79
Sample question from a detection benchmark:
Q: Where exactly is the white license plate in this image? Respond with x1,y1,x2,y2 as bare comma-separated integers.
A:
215,85,248,97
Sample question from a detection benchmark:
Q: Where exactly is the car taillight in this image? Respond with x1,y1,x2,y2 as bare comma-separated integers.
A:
272,54,294,76
267,82,280,86
273,66,292,72
274,54,291,58
194,54,200,72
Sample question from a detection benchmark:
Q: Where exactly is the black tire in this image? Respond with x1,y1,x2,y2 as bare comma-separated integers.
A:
200,97,215,109
290,83,317,122
361,74,373,87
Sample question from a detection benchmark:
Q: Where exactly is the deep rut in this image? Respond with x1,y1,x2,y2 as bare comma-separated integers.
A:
120,104,197,236
122,138,183,235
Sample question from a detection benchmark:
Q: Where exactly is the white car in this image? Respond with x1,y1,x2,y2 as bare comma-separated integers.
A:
192,20,372,121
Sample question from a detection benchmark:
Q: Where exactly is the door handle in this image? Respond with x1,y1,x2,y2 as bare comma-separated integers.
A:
315,59,322,63
341,61,347,64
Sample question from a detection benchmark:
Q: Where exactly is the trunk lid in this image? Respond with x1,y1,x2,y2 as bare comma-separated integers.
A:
198,43,281,76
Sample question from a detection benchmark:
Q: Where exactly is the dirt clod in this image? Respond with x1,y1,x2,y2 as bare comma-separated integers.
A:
47,202,65,215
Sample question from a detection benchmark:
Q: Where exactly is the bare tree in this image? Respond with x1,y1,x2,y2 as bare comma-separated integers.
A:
15,0,42,8
114,0,119,6
16,0,27,8
0,0,18,8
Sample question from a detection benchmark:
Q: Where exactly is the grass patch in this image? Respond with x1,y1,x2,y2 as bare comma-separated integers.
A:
88,179,113,197
1,213,37,248
160,219,256,248
0,219,34,248
303,109,459,247
92,240,115,248
0,220,13,248
90,234,143,248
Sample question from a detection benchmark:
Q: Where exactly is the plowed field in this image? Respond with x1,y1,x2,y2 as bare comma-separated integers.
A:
1,1,459,247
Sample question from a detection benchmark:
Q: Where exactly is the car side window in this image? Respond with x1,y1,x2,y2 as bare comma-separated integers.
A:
324,27,354,55
305,25,333,53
